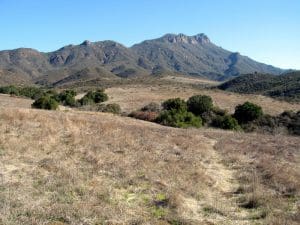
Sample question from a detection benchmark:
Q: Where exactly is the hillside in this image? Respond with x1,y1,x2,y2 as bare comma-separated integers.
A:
0,95,299,224
218,71,300,102
0,33,284,86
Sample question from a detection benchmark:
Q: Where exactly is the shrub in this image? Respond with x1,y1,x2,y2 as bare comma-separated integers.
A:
141,102,161,112
234,101,263,124
129,111,159,122
31,95,59,110
212,115,240,130
58,90,77,107
187,95,213,115
94,90,108,103
0,85,20,96
156,109,202,128
19,87,43,99
162,98,187,112
79,90,108,105
98,103,121,114
79,95,94,106
212,106,227,116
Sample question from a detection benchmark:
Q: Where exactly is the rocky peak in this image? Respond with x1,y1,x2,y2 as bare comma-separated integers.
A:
194,33,210,44
161,33,210,44
81,40,92,46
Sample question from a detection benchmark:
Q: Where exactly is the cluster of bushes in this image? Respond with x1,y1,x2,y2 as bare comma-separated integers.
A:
156,98,202,128
31,89,111,110
130,95,270,131
0,85,44,99
244,110,300,135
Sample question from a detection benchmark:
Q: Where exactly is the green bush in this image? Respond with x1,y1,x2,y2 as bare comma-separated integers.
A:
162,98,187,112
187,95,213,115
58,90,77,107
94,91,108,103
31,95,59,110
0,85,20,96
98,103,121,114
156,109,202,128
19,87,43,99
212,115,240,130
79,90,108,105
234,102,263,124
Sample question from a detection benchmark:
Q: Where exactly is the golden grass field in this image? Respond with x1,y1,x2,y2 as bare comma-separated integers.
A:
0,81,299,225
104,84,300,114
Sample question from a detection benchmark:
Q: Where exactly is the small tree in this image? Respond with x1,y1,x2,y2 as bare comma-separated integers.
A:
162,98,187,112
32,95,59,110
234,102,263,124
187,95,213,115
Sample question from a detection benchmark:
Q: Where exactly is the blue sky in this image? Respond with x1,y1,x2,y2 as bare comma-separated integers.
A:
0,0,299,69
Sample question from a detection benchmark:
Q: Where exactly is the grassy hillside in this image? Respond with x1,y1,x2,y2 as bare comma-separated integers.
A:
0,91,299,224
218,72,300,102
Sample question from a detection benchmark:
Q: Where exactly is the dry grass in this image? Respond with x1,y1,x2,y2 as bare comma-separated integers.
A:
104,84,300,114
0,82,299,225
0,94,33,109
0,107,252,225
203,131,300,225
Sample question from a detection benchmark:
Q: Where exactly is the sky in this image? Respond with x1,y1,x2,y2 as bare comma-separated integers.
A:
0,0,299,69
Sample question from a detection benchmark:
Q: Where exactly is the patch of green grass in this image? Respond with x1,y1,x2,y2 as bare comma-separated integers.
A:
151,206,167,219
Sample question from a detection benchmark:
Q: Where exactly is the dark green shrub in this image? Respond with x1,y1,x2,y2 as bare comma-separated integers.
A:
79,95,94,105
234,102,263,124
162,98,187,112
156,109,202,128
0,85,20,95
58,90,77,107
98,103,121,114
94,91,108,103
31,95,59,110
79,90,108,105
212,115,240,130
187,95,213,115
141,102,161,112
19,87,43,99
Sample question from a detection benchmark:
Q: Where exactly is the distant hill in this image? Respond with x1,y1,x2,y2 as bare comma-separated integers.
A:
218,71,300,102
0,33,285,86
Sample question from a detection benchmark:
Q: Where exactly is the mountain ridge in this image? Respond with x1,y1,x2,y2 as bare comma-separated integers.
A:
0,33,285,86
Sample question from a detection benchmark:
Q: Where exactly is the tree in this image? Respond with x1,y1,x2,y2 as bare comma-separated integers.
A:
162,98,187,112
234,102,263,124
187,95,213,115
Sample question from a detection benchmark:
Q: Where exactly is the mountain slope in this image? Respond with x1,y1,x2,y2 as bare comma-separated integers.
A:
131,33,283,79
218,71,300,101
0,33,285,86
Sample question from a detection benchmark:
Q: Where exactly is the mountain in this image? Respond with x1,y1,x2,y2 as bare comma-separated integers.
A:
218,71,300,102
131,33,283,79
0,33,285,86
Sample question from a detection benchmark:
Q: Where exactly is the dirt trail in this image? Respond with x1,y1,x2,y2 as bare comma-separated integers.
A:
179,137,251,224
